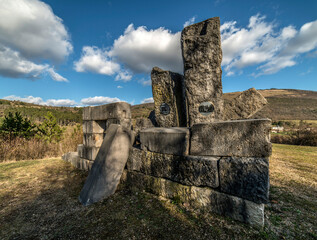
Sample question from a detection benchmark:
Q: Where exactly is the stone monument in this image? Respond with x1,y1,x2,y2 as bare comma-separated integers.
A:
62,17,271,227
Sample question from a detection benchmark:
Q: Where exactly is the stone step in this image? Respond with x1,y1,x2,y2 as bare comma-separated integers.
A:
190,119,272,157
140,127,190,156
127,147,219,188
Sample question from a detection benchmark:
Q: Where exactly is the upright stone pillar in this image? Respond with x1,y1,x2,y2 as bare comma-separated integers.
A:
151,67,186,127
181,17,223,126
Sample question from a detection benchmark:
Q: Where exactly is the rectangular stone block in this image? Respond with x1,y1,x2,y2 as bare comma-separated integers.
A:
190,119,272,157
83,133,104,147
219,157,269,204
82,102,131,121
78,158,94,171
83,146,100,161
181,17,223,126
77,144,84,158
223,88,267,120
83,120,106,134
106,118,132,131
151,67,187,127
140,127,190,156
125,170,264,226
127,147,219,188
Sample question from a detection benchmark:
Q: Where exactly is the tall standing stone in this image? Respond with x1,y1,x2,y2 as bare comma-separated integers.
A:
181,17,223,126
151,67,186,127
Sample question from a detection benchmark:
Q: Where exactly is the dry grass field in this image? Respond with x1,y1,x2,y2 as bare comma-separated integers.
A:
0,144,316,239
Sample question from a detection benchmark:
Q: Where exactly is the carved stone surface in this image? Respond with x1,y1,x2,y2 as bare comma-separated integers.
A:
79,124,131,206
83,120,106,134
223,88,268,120
140,127,190,156
219,157,269,204
181,17,223,126
190,119,272,157
127,147,219,188
125,170,264,226
151,67,186,127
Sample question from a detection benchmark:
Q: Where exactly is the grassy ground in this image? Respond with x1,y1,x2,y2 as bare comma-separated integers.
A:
0,144,316,239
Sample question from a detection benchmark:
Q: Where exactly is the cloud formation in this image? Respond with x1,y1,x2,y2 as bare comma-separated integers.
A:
74,15,317,81
221,15,317,76
4,95,76,106
80,96,122,106
141,97,154,104
0,0,72,81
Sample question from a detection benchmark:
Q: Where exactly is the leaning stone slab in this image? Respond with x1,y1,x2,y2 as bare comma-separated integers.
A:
151,67,186,127
79,124,131,206
83,133,104,147
219,157,269,204
126,170,264,226
190,119,272,157
127,147,219,188
223,88,267,120
181,17,223,126
140,127,190,156
83,102,131,121
83,120,106,134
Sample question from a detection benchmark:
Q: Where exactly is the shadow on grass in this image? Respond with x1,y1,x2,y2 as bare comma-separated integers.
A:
0,159,316,240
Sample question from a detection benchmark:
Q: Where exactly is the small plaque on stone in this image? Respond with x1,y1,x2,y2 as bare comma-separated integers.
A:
199,102,214,116
160,103,170,115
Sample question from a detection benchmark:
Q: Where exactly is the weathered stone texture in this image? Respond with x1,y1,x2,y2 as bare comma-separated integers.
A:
83,102,131,121
190,119,272,157
83,120,106,134
223,88,267,120
126,170,264,226
140,127,190,156
181,17,223,126
219,157,269,204
151,67,186,127
83,133,104,147
79,124,132,206
77,144,84,158
82,146,100,161
127,147,219,188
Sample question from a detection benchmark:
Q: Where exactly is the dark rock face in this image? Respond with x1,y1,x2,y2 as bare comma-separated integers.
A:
190,119,272,157
223,88,268,120
140,127,190,156
219,157,269,204
181,17,223,126
151,67,187,127
127,147,219,188
79,124,131,206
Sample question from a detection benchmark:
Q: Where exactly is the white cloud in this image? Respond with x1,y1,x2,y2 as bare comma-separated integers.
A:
3,95,76,106
115,70,132,81
0,0,72,81
117,85,123,89
141,97,154,104
47,68,68,82
138,78,152,86
183,17,195,28
80,96,122,106
74,46,120,75
111,24,183,74
221,15,317,76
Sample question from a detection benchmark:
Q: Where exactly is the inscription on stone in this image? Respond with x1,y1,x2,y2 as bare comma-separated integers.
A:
199,102,214,116
160,103,170,115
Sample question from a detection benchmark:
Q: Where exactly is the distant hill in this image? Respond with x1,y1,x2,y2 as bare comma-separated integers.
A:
0,99,82,125
1,89,317,123
132,89,317,121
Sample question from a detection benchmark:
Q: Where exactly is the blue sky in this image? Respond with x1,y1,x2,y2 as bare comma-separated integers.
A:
0,0,316,106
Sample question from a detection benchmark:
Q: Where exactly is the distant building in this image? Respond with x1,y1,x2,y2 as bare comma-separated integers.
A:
272,126,284,133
